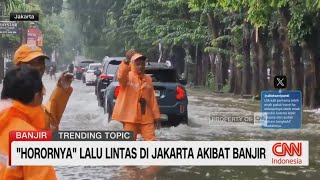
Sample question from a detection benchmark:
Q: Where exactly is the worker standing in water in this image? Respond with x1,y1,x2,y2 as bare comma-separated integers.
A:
13,44,73,131
112,49,161,141
112,49,161,179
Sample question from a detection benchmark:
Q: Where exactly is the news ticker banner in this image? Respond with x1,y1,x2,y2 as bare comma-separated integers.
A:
9,131,308,166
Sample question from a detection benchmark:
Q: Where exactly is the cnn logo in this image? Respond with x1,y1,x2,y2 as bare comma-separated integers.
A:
272,142,302,156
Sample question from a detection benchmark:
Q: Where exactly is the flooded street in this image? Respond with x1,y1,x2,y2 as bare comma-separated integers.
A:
2,0,320,179
33,74,320,180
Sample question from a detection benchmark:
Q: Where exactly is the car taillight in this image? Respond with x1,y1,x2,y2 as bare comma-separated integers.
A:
114,86,121,99
100,73,108,80
176,86,185,100
100,73,113,80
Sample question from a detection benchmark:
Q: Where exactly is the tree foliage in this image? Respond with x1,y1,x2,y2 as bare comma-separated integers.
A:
39,16,63,54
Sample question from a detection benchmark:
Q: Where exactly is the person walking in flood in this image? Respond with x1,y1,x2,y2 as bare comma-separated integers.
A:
68,63,74,73
49,63,57,80
112,49,161,141
0,66,57,180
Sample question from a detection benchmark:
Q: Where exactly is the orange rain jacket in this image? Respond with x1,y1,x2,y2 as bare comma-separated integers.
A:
0,99,57,180
44,85,73,130
112,61,161,124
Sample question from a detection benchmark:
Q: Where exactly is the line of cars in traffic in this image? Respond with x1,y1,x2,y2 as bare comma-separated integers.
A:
77,56,189,126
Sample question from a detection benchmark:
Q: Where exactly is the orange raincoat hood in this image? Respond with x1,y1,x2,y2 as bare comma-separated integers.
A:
0,99,46,131
130,52,146,78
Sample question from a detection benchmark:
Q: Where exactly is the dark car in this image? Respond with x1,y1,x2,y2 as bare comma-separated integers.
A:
75,60,95,80
95,56,124,107
104,62,188,126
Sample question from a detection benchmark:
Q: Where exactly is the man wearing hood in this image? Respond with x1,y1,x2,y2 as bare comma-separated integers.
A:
13,44,73,130
0,66,57,179
112,49,161,141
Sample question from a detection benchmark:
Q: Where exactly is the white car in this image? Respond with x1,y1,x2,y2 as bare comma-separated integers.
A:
85,63,101,86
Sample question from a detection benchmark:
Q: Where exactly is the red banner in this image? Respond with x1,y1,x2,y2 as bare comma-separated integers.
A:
27,27,38,45
27,27,43,46
9,131,52,165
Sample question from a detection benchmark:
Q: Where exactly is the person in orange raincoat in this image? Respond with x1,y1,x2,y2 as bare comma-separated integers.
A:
0,66,57,180
112,50,161,141
13,44,73,130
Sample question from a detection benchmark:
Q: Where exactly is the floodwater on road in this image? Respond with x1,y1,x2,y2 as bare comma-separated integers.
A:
3,74,320,180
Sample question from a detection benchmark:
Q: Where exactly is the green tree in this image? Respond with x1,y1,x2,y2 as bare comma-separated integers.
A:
39,17,63,55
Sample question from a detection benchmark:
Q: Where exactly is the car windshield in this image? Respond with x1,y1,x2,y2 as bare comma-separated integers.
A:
78,61,95,67
78,63,89,67
105,64,119,75
145,69,177,83
89,65,100,70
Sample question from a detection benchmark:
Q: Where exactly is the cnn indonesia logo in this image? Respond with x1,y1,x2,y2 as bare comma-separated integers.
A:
271,142,303,165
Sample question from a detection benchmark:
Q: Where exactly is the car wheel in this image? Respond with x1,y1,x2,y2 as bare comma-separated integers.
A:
181,113,189,125
101,100,105,108
104,99,108,114
99,97,105,108
107,102,113,122
168,114,188,127
108,108,112,122
97,94,101,106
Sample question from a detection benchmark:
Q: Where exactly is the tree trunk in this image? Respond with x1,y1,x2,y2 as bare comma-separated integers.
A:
279,6,299,91
289,46,303,91
162,48,170,63
208,13,224,92
241,21,251,95
193,45,202,86
183,45,190,81
202,53,209,86
215,54,223,92
196,46,203,86
173,45,185,75
278,21,292,90
222,46,229,86
282,45,292,90
271,24,282,89
229,49,236,93
257,27,268,91
303,62,312,107
251,29,260,96
234,67,242,95
158,43,163,63
304,37,320,108
309,50,317,108
209,53,215,77
21,21,27,44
